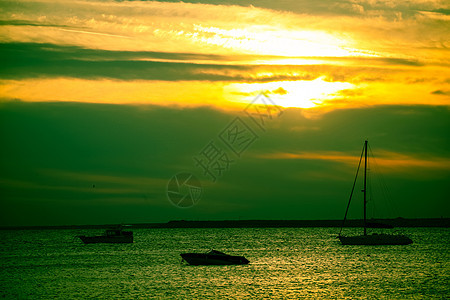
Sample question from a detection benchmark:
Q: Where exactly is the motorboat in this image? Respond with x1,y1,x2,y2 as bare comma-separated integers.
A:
180,249,249,265
78,225,133,244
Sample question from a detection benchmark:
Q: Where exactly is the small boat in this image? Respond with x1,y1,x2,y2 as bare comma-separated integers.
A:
78,225,133,244
338,140,413,246
180,250,249,265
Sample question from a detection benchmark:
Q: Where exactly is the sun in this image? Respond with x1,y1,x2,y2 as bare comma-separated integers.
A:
196,26,361,109
225,77,355,109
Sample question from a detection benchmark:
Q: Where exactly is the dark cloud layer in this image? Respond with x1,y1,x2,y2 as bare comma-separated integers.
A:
0,42,425,83
0,43,245,81
0,20,71,27
1,101,448,225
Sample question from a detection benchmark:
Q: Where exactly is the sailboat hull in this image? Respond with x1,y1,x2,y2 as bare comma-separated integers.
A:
338,234,413,245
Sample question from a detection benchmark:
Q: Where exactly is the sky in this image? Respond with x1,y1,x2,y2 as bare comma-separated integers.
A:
0,0,449,226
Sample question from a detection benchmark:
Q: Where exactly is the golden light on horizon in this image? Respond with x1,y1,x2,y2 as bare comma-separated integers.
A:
225,77,355,109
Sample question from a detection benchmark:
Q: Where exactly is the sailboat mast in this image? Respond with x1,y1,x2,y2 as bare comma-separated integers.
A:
363,140,368,236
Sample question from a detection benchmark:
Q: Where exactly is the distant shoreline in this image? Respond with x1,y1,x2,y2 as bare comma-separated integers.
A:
1,218,448,230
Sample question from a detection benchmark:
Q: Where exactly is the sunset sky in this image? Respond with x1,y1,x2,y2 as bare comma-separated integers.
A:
0,0,449,226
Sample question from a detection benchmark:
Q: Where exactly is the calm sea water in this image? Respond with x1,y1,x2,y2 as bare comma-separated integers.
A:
0,227,448,299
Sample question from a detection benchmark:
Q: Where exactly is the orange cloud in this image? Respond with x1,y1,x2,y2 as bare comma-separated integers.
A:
259,151,450,173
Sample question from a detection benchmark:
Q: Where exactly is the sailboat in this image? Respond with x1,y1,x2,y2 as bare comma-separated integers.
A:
338,140,413,245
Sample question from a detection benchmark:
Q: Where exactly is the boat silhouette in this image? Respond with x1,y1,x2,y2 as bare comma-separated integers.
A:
180,250,249,265
338,140,413,245
77,225,133,244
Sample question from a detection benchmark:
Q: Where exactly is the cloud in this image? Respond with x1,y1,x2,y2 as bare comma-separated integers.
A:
1,0,448,61
0,43,437,83
0,43,321,81
0,2,448,114
0,20,71,27
431,89,450,96
258,151,450,173
270,87,288,95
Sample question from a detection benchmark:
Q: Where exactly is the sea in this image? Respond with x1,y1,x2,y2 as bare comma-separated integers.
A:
0,227,448,299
